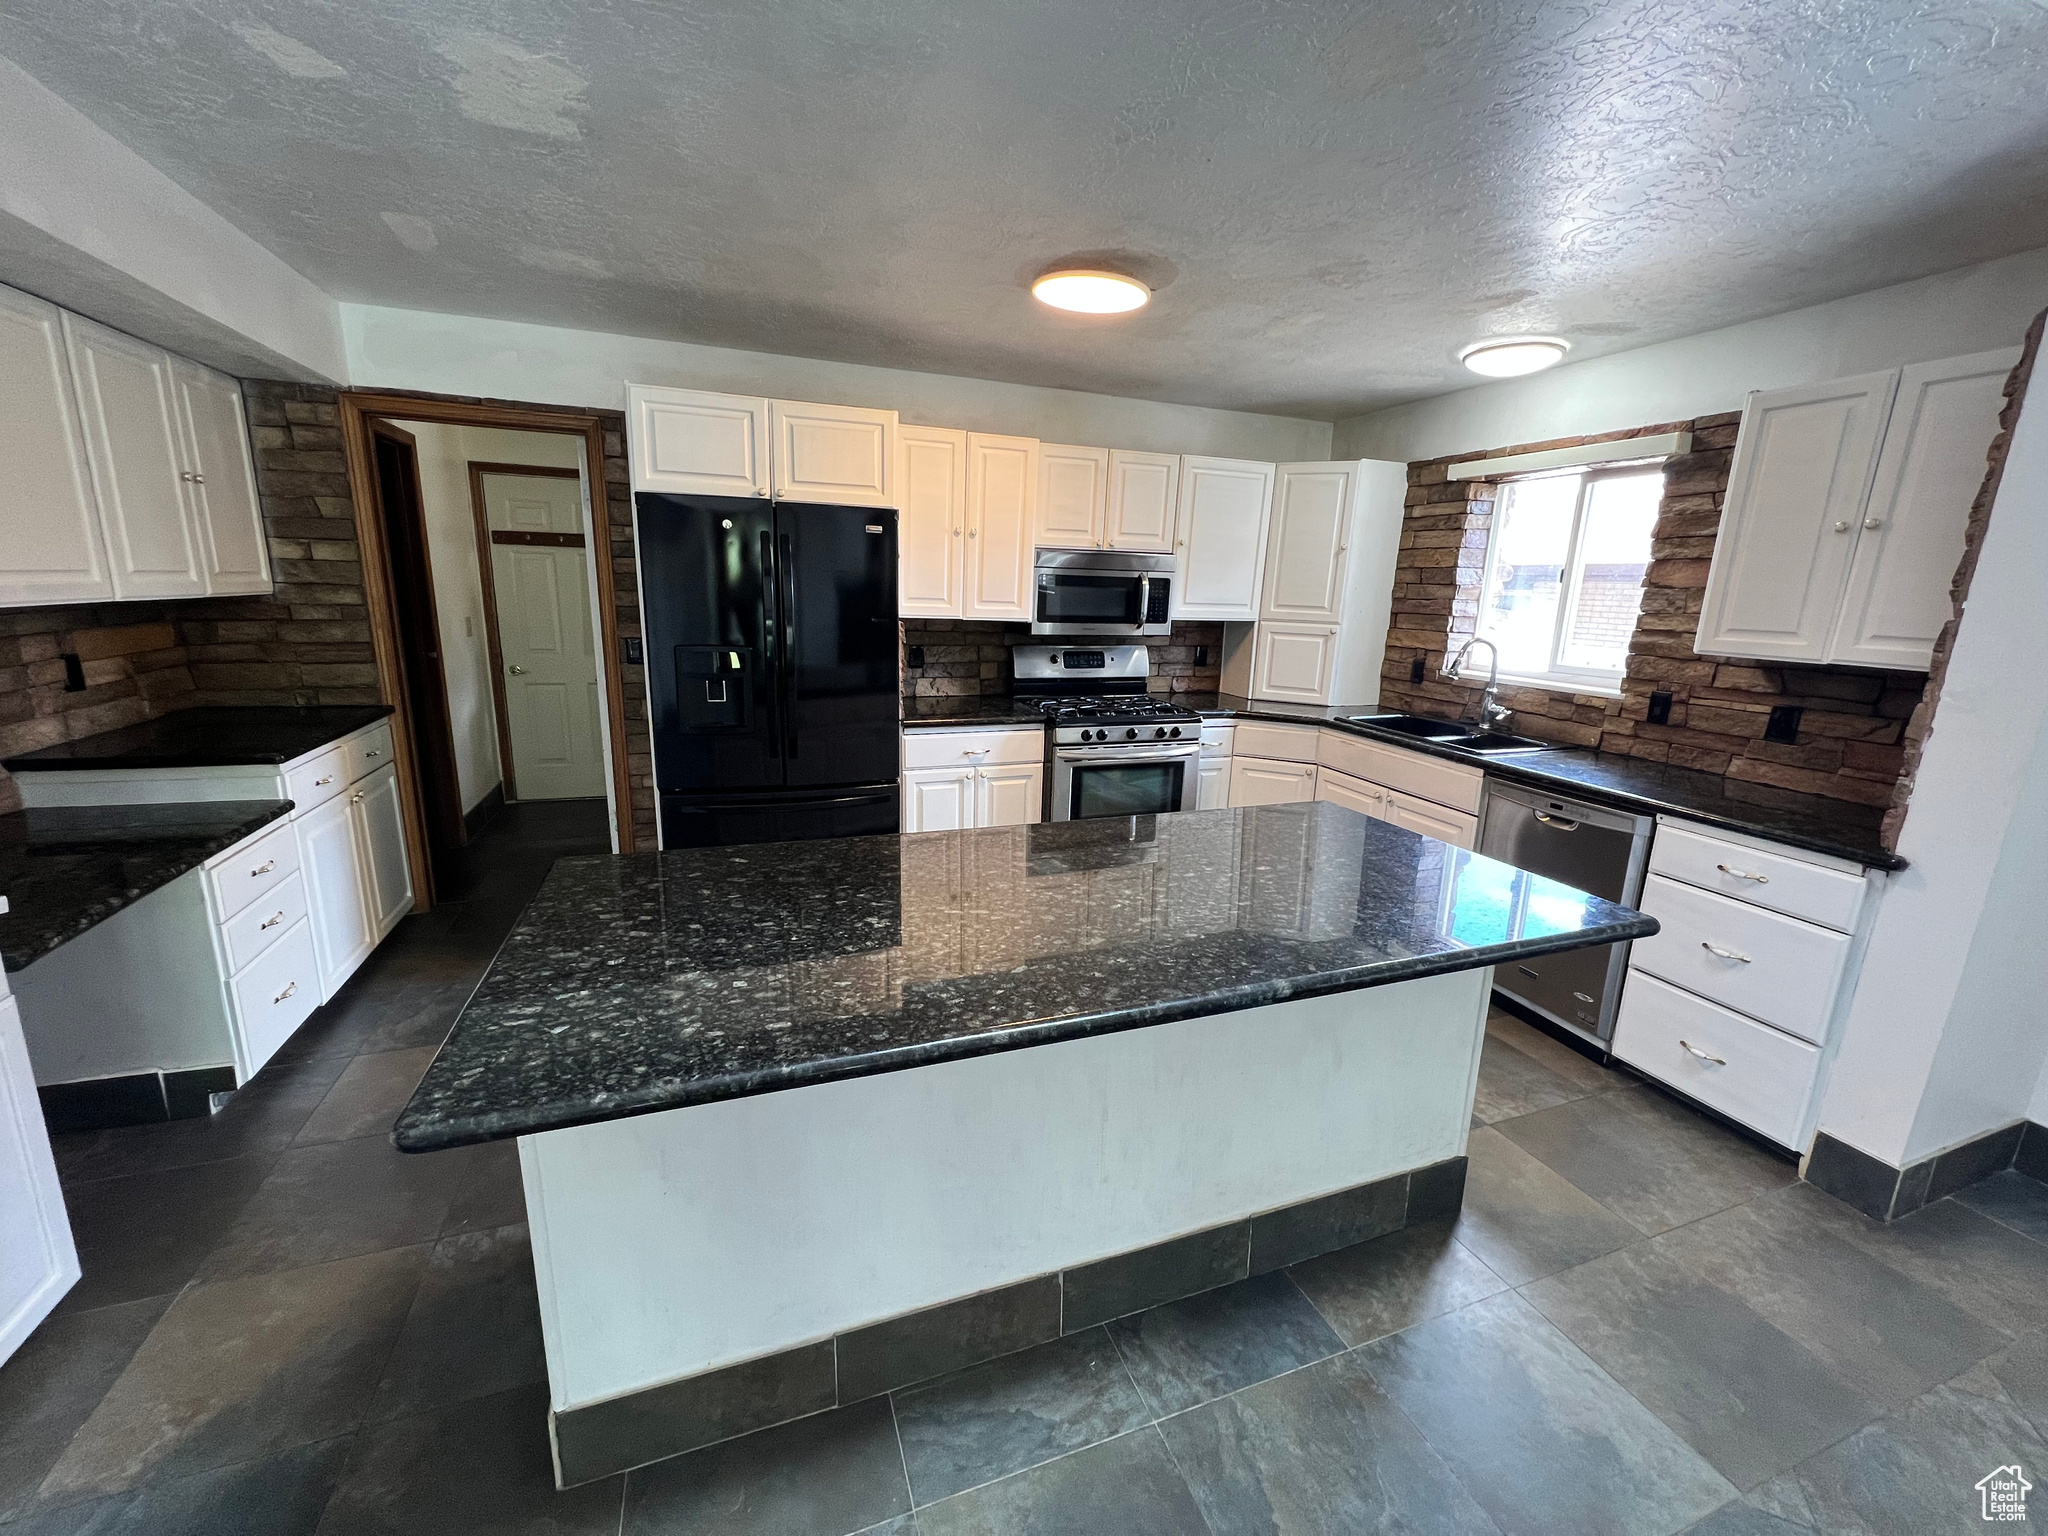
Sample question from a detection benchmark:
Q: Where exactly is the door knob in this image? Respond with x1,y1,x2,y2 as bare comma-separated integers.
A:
509,664,528,675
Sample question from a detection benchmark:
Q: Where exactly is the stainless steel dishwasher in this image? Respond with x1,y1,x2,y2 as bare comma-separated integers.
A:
1477,780,1653,1048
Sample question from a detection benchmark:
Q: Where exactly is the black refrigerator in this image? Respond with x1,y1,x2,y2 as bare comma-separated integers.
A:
636,492,901,849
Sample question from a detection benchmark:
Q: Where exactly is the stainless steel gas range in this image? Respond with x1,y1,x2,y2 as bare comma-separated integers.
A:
1012,645,1203,820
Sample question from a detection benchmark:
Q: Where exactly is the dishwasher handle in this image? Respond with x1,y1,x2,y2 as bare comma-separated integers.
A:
1533,811,1580,831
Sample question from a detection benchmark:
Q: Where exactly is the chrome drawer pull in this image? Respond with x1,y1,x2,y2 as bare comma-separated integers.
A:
260,910,283,930
365,749,382,759
1679,1038,1726,1065
1701,941,1751,963
962,748,990,757
274,980,298,1004
315,775,334,786
251,860,275,877
1715,863,1768,883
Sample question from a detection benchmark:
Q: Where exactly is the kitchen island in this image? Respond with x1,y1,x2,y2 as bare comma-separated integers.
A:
395,802,1654,1486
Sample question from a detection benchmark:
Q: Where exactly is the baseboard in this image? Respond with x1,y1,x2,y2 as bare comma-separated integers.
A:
38,1064,238,1134
463,783,507,840
548,1154,1466,1488
1805,1120,2038,1222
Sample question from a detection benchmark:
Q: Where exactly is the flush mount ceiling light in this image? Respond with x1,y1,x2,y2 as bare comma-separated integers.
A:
1031,269,1150,314
1459,336,1570,377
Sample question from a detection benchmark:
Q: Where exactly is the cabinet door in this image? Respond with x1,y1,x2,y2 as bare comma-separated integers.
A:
63,313,207,599
626,386,770,497
1383,789,1476,849
1195,756,1231,810
1228,755,1316,806
1174,457,1273,621
1315,767,1386,821
770,399,897,507
1105,450,1179,552
0,994,78,1363
975,762,1043,826
903,766,974,832
353,765,414,940
1249,623,1339,704
1035,444,1108,548
963,433,1037,620
297,793,374,999
898,426,966,617
1262,463,1354,622
1695,370,1897,663
0,284,113,607
1829,349,2019,669
173,359,271,595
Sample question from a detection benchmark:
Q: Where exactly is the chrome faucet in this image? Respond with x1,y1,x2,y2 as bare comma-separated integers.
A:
1445,637,1512,733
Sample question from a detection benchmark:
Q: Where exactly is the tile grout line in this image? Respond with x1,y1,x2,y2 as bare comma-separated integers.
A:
884,1384,917,1515
1142,1419,1222,1536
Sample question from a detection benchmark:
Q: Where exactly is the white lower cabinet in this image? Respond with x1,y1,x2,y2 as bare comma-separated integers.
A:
1383,790,1477,849
356,766,414,940
1196,757,1231,810
1315,768,1386,820
227,921,322,1072
1613,971,1820,1148
903,767,974,833
902,729,1044,831
975,762,1044,827
1228,756,1317,806
1632,875,1848,1043
0,990,78,1363
300,793,377,998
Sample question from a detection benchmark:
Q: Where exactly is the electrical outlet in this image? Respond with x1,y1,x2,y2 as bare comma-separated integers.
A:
621,636,644,666
905,644,925,669
1410,656,1426,684
1194,646,1208,667
1646,690,1673,726
464,616,474,638
60,653,85,692
1765,704,1803,743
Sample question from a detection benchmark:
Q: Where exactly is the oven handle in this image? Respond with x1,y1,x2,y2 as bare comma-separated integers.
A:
1055,742,1203,762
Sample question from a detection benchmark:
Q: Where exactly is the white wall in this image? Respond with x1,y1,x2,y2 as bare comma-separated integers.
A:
392,421,584,814
1815,356,2048,1167
2032,1055,2048,1127
344,304,1333,462
1334,247,2048,464
0,55,343,383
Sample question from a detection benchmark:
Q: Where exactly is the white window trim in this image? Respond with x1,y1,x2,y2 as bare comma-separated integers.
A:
1447,431,1690,481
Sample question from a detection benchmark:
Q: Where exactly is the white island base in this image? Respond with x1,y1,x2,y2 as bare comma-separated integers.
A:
520,966,1491,1486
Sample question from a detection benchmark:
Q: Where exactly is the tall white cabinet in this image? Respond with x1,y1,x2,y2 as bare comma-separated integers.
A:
963,434,1037,621
0,286,112,606
1172,457,1275,621
0,969,78,1364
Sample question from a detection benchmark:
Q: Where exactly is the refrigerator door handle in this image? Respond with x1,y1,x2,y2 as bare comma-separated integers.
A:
778,530,800,760
760,529,781,758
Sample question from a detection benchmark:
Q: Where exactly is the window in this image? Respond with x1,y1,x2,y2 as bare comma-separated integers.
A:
1465,467,1662,690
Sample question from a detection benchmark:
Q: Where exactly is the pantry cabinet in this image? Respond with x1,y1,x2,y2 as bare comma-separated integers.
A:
963,434,1037,621
1172,457,1274,621
898,426,967,617
0,285,112,607
1034,444,1109,548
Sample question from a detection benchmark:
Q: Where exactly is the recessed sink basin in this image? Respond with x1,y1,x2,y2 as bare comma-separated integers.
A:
1344,713,1469,740
1446,731,1555,755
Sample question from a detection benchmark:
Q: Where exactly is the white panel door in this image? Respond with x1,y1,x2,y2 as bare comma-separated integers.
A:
1250,623,1339,704
975,762,1043,827
1105,450,1180,552
353,764,415,939
770,400,897,507
903,766,974,831
1262,463,1354,622
1174,457,1274,621
0,284,113,607
626,386,770,497
1383,790,1477,849
63,313,206,599
172,359,271,595
1195,756,1231,810
1035,444,1108,548
1315,767,1387,821
1695,370,1898,663
963,433,1037,621
0,994,77,1364
297,793,374,999
1829,348,2019,670
898,426,966,617
1228,756,1316,806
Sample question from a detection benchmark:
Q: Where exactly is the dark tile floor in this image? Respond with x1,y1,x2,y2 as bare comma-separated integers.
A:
2,803,2044,1534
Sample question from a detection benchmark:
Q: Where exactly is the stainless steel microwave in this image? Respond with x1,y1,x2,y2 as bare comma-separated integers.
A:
1031,550,1175,637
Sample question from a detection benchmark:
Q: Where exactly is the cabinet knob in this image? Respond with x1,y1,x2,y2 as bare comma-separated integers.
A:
351,792,365,805
508,664,528,675
192,473,205,484
1863,517,1883,530
1832,521,1850,533
952,527,961,537
968,529,977,538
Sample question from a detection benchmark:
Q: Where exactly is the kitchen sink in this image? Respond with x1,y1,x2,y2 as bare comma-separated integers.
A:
1450,731,1555,755
1344,715,1556,756
1344,713,1469,740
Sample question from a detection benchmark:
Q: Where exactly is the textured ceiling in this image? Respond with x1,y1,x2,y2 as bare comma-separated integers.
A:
3,1,2046,418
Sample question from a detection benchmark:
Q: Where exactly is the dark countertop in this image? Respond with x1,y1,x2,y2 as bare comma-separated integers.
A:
0,801,295,970
393,802,1654,1151
901,696,1048,727
2,705,394,772
903,691,1902,870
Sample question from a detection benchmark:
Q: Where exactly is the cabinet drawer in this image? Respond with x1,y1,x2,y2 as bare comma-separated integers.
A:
1613,970,1819,1147
1649,823,1865,931
1633,874,1848,1043
1199,723,1234,756
1231,721,1319,763
286,744,348,816
1316,729,1483,814
219,869,308,974
344,722,394,784
205,821,301,921
229,917,321,1078
902,727,1043,769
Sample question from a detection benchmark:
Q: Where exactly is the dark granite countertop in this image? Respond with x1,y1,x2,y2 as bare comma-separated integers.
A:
0,801,294,970
2,705,394,772
393,802,1654,1151
901,696,1048,727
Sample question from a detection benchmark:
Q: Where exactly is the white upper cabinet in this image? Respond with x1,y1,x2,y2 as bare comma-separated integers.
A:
1248,622,1339,704
1827,348,2019,669
172,359,271,595
963,433,1037,621
0,284,113,607
898,426,967,617
1105,450,1179,552
64,313,207,600
627,386,771,497
1261,463,1356,623
1173,456,1274,621
770,399,897,507
1034,444,1109,548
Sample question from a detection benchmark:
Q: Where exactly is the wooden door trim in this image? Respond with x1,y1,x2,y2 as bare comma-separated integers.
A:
339,395,635,913
468,461,523,804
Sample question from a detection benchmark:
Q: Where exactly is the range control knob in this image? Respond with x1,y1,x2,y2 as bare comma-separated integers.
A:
1169,726,1182,738
1083,729,1098,741
1154,726,1168,739
1125,727,1139,740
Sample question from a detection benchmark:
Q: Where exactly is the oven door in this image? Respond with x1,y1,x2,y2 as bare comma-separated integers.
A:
1053,742,1201,820
1033,571,1171,636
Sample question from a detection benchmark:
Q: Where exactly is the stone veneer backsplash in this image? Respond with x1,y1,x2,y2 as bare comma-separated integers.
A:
1378,412,1932,814
900,620,1225,698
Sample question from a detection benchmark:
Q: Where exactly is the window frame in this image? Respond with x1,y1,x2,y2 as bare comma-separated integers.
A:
1461,464,1661,695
